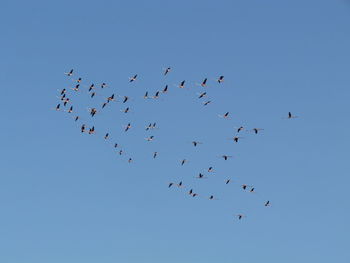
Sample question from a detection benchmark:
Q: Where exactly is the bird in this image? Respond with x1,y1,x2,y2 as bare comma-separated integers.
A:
225,179,231,184
144,92,149,99
90,92,96,98
162,85,168,93
102,102,107,108
65,69,73,76
220,112,230,119
88,126,95,134
252,128,263,134
198,92,207,99
88,84,95,92
217,75,224,83
203,100,211,106
208,167,214,172
153,91,160,99
81,124,86,133
123,96,129,103
192,141,202,147
231,136,242,143
77,77,82,83
67,106,73,113
55,104,61,111
241,184,249,190
164,67,171,75
72,84,80,92
60,88,66,95
104,133,109,140
128,158,133,163
119,150,123,155
237,126,244,133
201,78,207,87
153,152,158,158
123,107,130,113
192,193,198,197
101,82,107,88
188,189,193,195
114,143,119,148
129,74,137,82
264,201,270,207
222,155,232,160
179,80,185,89
181,159,187,166
236,214,245,220
168,182,174,188
107,94,115,102
74,116,79,122
287,112,297,119
89,108,97,117
177,181,183,187
196,173,205,179
145,123,152,131
63,98,70,106
146,136,154,141
209,195,215,200
125,123,131,132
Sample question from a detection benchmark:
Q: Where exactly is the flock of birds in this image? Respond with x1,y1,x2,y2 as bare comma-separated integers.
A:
54,68,298,221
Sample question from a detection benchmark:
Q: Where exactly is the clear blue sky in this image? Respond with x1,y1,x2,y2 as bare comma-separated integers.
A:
1,0,349,262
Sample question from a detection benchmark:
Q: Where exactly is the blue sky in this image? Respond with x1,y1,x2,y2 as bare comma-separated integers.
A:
0,0,350,262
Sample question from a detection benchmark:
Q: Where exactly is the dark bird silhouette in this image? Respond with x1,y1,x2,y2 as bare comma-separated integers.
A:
164,67,171,76
192,141,202,147
129,74,137,82
265,201,270,207
89,108,97,117
81,124,86,133
237,126,244,133
222,155,232,160
153,91,160,99
203,100,211,106
198,92,207,99
201,78,207,87
74,116,79,122
179,80,185,89
252,128,263,134
123,96,129,103
162,85,168,93
101,82,107,88
225,179,231,184
65,69,73,76
67,106,73,113
88,84,95,92
104,133,109,140
55,104,61,111
181,159,187,166
144,92,149,99
218,75,224,83
88,126,95,134
287,112,297,119
168,182,174,188
125,123,131,132
153,152,158,158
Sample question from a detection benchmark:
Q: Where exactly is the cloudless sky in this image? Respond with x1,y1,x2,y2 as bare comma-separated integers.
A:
0,0,350,262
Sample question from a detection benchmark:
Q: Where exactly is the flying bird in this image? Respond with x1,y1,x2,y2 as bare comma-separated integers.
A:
225,179,231,184
192,141,202,147
179,80,185,89
125,123,131,132
181,159,187,166
123,96,129,103
203,101,211,106
287,112,298,119
252,128,263,134
65,69,73,76
129,74,137,82
153,152,158,158
217,75,224,83
81,124,86,133
198,92,207,99
265,201,270,207
104,133,109,140
164,67,171,76
162,85,168,93
88,126,95,134
222,155,232,160
201,78,207,87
